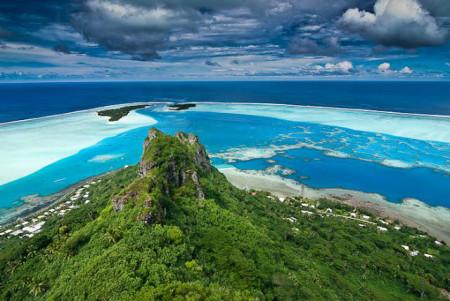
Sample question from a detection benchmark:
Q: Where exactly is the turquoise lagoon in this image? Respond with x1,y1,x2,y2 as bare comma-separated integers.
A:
0,103,449,221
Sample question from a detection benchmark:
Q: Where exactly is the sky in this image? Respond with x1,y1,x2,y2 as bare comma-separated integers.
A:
0,0,449,81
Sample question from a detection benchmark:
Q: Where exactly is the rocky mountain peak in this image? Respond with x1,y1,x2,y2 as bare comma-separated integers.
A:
113,129,212,220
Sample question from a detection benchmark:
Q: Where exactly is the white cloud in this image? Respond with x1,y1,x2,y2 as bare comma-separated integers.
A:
341,0,447,48
377,63,415,74
400,66,413,74
378,62,391,72
323,60,353,73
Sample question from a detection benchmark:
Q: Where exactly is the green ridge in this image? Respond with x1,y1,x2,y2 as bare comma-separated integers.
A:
0,129,449,300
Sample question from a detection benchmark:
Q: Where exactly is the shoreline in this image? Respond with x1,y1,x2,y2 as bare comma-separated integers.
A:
0,170,120,226
1,164,449,246
0,177,91,226
0,105,157,185
1,102,449,242
196,101,450,119
189,102,450,143
0,101,158,126
221,167,450,245
1,100,449,127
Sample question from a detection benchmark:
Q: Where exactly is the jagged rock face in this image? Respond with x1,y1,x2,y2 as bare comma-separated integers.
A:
139,128,211,182
191,171,205,200
113,129,210,217
112,190,138,212
139,128,160,177
112,196,126,212
175,132,212,174
192,142,212,174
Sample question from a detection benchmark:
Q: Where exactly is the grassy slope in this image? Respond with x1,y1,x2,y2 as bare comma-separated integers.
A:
0,132,449,301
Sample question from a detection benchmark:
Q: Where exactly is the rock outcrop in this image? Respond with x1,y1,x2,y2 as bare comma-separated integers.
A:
112,128,212,222
139,128,211,191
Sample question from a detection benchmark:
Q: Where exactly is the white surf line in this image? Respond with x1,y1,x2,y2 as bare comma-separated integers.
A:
185,102,450,143
195,101,450,119
0,101,163,126
0,104,158,185
5,100,449,126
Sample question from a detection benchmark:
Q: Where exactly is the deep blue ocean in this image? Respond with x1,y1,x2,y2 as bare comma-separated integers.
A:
0,81,449,222
1,81,450,123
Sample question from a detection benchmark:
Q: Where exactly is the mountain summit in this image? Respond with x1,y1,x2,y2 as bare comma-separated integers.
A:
112,128,211,223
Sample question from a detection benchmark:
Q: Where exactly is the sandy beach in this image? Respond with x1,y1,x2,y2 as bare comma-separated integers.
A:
221,167,450,245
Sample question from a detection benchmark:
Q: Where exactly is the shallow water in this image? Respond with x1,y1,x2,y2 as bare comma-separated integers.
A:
1,81,450,122
0,104,449,217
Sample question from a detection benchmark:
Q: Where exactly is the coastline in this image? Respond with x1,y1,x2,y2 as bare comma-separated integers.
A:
189,102,450,143
220,167,450,245
0,175,95,226
0,102,449,243
0,101,157,126
0,169,122,226
2,164,449,246
1,100,449,127
0,104,157,185
196,101,450,119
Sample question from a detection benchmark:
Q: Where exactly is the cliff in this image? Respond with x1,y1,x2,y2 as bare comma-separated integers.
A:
112,128,211,224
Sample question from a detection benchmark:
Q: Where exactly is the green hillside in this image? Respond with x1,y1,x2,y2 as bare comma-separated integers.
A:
0,129,449,300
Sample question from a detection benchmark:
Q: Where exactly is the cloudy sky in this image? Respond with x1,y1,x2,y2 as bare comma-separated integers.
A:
0,0,449,81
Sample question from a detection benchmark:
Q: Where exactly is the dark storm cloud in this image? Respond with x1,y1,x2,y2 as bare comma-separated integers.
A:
0,1,78,32
53,43,72,54
286,0,373,17
0,0,82,49
0,0,449,61
288,37,342,56
69,0,370,59
70,0,272,59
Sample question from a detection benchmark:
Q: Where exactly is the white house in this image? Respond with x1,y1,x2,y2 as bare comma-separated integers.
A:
11,229,24,236
286,217,297,223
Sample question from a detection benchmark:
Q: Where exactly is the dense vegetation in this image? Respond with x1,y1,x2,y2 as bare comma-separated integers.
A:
97,104,148,121
168,103,196,111
0,129,449,300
